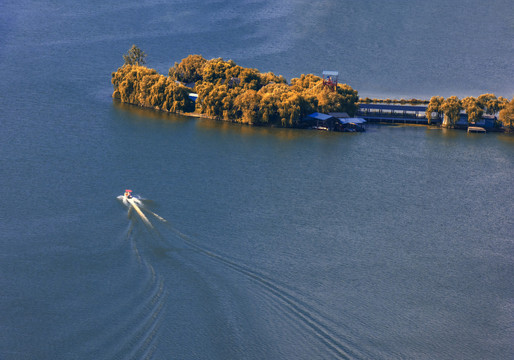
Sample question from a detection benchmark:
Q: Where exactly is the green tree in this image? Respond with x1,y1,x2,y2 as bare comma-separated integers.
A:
123,45,147,66
425,96,444,124
462,96,483,124
440,96,462,127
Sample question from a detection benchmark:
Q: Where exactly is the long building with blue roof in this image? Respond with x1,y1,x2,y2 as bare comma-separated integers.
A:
357,103,435,124
357,103,498,128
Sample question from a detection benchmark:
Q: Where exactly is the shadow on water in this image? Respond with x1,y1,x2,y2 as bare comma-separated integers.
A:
113,99,363,143
112,100,196,125
497,132,514,144
196,118,331,141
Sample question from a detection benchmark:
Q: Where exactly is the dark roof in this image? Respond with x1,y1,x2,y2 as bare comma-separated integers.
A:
323,71,339,76
306,112,336,121
329,112,349,118
338,118,366,124
359,103,428,112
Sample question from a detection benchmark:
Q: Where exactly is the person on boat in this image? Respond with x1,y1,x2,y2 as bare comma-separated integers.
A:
124,190,133,199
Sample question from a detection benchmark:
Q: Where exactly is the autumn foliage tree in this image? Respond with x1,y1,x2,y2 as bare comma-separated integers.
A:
477,94,501,115
462,96,483,124
168,54,207,83
113,51,359,127
115,48,514,133
422,94,509,128
499,97,514,132
440,96,462,127
186,57,358,126
425,96,444,124
112,65,195,113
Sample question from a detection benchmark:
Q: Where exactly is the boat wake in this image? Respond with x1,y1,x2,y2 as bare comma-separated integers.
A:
116,192,369,359
117,193,168,229
73,193,170,359
165,226,367,359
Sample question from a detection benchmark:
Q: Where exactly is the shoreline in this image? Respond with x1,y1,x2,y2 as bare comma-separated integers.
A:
114,99,509,134
112,54,513,134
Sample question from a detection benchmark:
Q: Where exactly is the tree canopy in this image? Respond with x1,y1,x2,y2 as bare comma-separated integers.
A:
440,96,462,127
424,94,510,127
114,52,514,133
123,45,147,66
462,96,483,124
168,54,207,83
499,97,514,131
425,96,444,124
112,64,195,113
114,54,358,127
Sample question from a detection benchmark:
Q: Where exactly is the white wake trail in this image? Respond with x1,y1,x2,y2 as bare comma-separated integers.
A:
127,198,153,228
144,208,168,223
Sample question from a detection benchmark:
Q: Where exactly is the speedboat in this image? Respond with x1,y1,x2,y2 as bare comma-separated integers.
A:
124,189,133,199
119,189,154,227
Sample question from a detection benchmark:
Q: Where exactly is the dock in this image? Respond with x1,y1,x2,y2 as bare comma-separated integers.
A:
467,126,486,133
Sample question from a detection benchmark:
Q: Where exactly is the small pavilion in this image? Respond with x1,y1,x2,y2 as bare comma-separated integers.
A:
322,71,339,91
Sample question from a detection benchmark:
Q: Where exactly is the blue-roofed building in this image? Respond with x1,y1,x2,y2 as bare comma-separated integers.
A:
322,71,339,91
307,112,335,121
454,113,497,129
302,112,365,132
336,118,366,132
357,103,437,124
358,103,428,112
474,116,497,129
338,118,367,125
302,112,338,130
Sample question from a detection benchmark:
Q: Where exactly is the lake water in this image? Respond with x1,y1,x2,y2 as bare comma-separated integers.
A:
1,1,513,359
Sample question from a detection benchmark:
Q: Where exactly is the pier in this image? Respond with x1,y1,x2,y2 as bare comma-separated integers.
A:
467,126,486,133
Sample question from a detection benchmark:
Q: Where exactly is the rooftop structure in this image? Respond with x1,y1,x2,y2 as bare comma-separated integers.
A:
357,103,433,124
303,112,365,132
358,103,428,112
322,71,338,91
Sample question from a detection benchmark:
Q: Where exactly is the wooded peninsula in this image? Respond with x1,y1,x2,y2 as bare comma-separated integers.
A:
112,46,514,132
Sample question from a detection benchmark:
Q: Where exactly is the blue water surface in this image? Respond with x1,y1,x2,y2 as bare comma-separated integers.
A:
1,1,513,359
